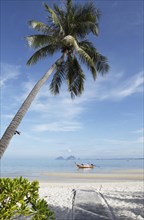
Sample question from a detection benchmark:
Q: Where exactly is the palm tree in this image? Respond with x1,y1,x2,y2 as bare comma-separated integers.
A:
0,0,109,158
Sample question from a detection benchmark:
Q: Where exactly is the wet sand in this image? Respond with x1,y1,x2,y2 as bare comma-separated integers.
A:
40,169,143,182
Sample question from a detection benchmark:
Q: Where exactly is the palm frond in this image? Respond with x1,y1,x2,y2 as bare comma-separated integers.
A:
79,40,96,55
81,21,99,36
26,44,59,65
65,55,85,98
50,62,65,95
28,20,50,34
77,48,96,79
53,4,65,24
59,0,73,36
74,42,96,80
79,40,109,75
70,1,101,37
62,35,96,79
25,35,55,49
79,40,99,62
72,21,99,38
75,1,101,23
94,54,110,75
66,0,72,13
44,3,64,34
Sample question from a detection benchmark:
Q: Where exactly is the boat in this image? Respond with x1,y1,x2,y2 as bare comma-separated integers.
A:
75,163,95,169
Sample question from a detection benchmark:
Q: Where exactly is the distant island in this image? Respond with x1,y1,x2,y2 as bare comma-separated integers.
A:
56,156,64,160
56,155,76,160
66,155,76,160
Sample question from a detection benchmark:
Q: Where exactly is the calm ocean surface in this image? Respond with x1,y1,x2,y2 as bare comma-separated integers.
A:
0,157,143,180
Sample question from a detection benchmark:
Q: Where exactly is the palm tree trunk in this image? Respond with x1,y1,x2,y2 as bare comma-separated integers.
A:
0,54,65,158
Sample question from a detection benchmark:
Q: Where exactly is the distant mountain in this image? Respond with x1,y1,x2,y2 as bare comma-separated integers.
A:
66,155,76,160
56,156,64,160
56,155,76,160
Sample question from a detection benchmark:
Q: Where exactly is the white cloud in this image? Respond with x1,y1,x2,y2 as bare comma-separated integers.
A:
2,63,142,135
13,69,143,114
0,63,20,87
136,136,144,144
132,128,144,134
2,114,14,119
115,72,143,98
14,69,143,134
92,71,143,101
103,138,132,145
132,129,144,144
103,136,144,145
18,79,85,120
33,121,82,132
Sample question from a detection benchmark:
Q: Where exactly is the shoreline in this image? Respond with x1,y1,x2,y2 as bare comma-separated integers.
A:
1,168,143,182
40,168,143,182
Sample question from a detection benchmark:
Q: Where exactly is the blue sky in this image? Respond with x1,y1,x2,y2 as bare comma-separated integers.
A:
0,0,143,159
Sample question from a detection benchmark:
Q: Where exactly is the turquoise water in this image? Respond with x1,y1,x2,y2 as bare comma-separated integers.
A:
0,157,143,180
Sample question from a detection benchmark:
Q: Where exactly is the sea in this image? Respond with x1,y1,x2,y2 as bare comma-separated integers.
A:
0,157,143,181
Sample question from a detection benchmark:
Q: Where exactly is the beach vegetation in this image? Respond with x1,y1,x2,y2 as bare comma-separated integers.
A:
0,0,109,158
0,177,55,220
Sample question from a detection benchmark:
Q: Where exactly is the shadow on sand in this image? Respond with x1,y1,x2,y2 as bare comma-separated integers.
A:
49,204,72,220
49,191,144,220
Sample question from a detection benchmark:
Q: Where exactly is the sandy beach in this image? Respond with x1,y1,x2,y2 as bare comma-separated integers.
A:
38,170,144,220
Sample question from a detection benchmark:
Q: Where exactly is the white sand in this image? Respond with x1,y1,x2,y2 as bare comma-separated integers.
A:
39,181,144,220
